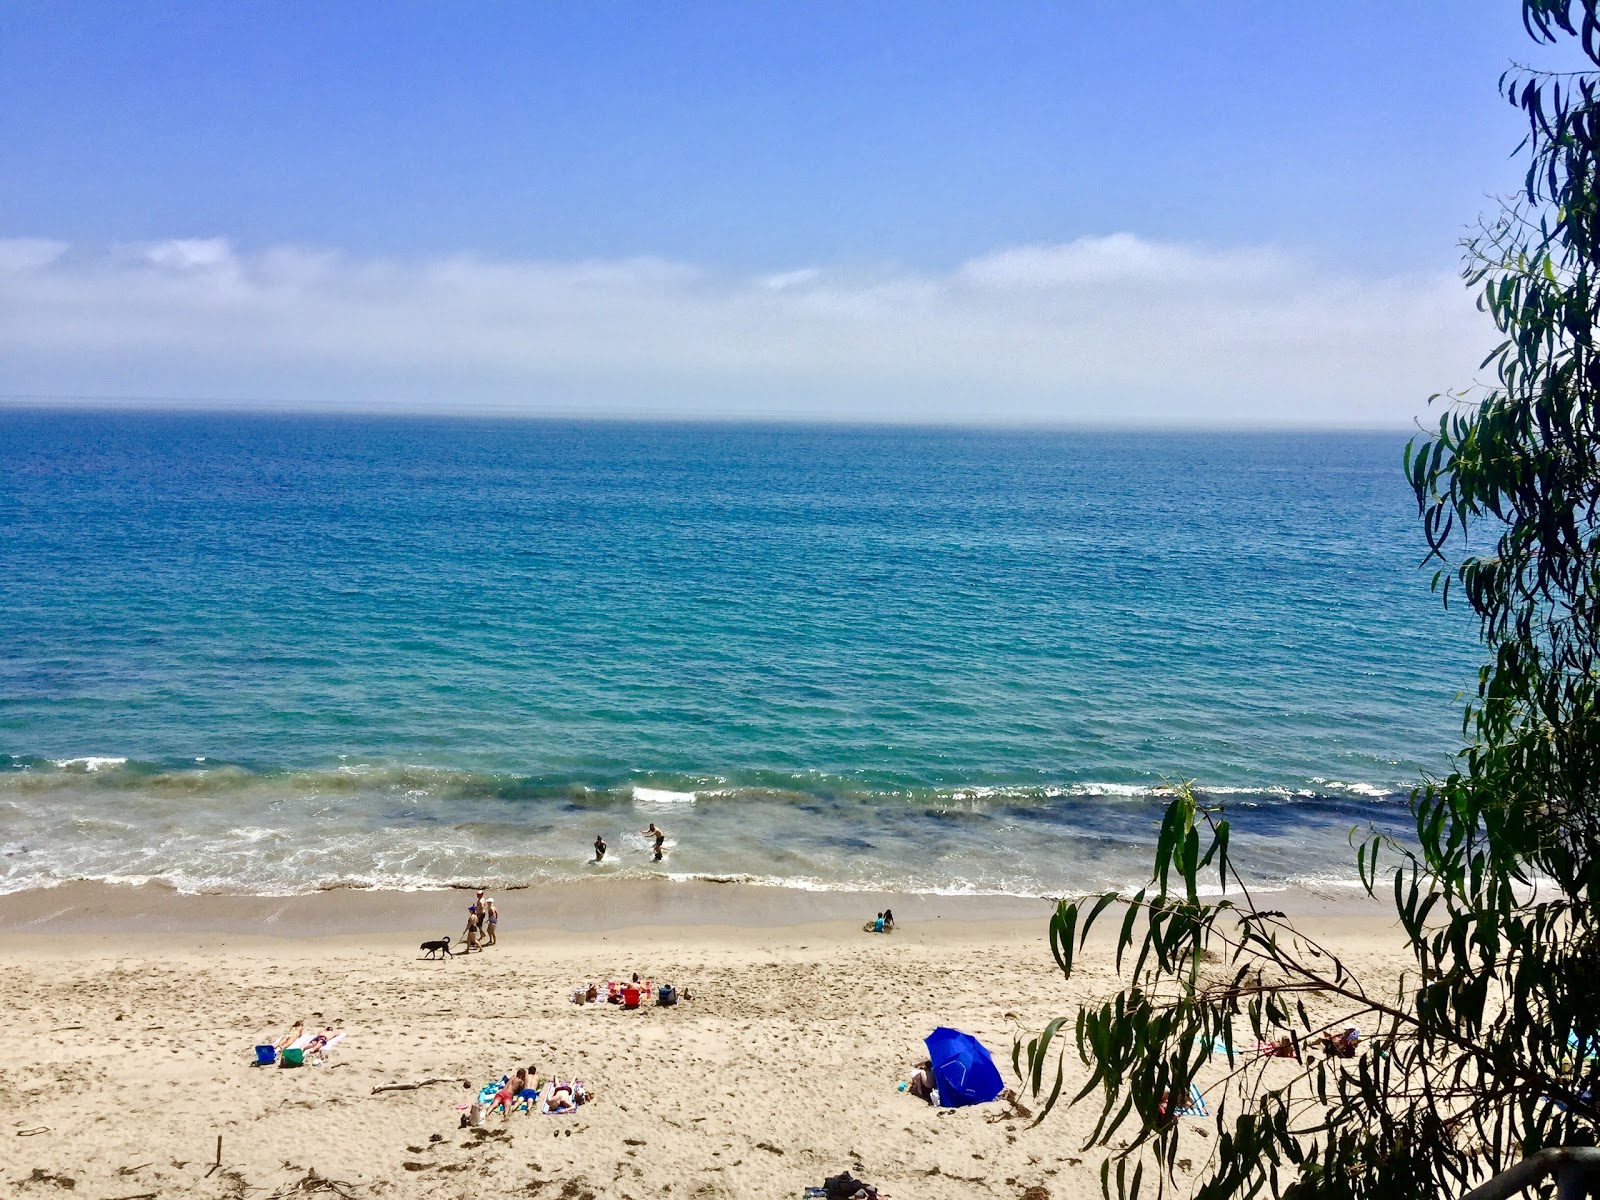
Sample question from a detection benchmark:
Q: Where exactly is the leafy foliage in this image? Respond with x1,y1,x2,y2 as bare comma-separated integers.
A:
1015,4,1600,1196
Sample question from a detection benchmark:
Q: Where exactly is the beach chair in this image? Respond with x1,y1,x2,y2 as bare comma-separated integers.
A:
254,1045,277,1066
280,1047,305,1067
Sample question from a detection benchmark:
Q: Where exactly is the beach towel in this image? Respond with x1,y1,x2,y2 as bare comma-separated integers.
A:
307,1033,345,1062
1174,1084,1208,1117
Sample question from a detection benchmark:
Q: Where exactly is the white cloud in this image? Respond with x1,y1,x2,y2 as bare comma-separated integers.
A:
0,233,1492,425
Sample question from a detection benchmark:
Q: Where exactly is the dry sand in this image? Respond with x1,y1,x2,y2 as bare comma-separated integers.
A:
0,882,1406,1200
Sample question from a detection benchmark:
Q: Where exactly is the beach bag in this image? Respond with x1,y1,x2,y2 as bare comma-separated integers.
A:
657,985,678,1007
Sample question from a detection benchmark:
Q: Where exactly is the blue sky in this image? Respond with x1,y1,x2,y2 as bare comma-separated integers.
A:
0,2,1570,424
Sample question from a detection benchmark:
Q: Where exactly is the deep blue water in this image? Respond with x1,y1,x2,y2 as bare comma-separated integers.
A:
0,410,1482,895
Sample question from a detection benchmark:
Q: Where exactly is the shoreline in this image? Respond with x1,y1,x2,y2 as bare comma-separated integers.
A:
0,876,1394,938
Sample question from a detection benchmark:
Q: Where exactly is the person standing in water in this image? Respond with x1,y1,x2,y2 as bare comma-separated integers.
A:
594,834,607,862
641,822,667,861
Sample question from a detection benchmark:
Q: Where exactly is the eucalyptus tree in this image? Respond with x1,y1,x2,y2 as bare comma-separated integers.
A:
1016,3,1600,1196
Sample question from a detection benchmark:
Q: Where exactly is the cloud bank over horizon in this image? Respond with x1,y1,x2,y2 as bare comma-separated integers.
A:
0,232,1491,427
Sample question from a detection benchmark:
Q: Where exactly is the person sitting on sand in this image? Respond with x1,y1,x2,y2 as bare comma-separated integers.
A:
272,1020,304,1051
873,912,886,933
484,898,499,946
594,835,607,862
1321,1027,1360,1058
907,1059,936,1104
882,908,895,932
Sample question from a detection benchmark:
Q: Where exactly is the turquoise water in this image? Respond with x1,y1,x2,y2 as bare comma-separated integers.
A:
0,411,1481,895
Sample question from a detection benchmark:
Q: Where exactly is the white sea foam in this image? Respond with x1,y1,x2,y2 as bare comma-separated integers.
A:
1311,778,1402,799
632,786,697,805
53,756,127,772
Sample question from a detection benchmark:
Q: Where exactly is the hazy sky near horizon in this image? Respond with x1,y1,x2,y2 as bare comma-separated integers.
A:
0,2,1569,424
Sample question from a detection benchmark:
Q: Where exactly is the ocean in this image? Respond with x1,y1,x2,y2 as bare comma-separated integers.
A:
0,410,1482,898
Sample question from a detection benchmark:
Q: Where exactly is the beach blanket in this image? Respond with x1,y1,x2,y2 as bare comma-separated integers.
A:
306,1033,345,1061
1174,1084,1208,1117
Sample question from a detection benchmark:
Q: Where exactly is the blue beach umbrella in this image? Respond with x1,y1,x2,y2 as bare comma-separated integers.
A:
924,1026,1004,1107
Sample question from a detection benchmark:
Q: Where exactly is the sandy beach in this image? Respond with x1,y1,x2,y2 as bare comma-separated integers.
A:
0,882,1407,1200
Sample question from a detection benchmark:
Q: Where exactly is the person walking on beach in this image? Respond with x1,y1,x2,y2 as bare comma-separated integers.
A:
594,834,607,862
484,897,499,946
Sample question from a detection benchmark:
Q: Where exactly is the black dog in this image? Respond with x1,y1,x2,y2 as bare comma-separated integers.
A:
420,936,454,960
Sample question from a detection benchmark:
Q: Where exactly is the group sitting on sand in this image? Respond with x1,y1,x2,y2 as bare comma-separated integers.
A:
569,972,672,1007
866,909,895,934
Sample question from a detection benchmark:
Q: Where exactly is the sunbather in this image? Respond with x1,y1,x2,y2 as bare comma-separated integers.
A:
489,1068,527,1117
303,1027,342,1055
1321,1027,1360,1058
519,1063,541,1099
907,1059,936,1104
1256,1036,1298,1059
545,1080,577,1113
272,1020,304,1050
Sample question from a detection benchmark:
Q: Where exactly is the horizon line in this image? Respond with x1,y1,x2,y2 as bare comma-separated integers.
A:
0,395,1439,436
